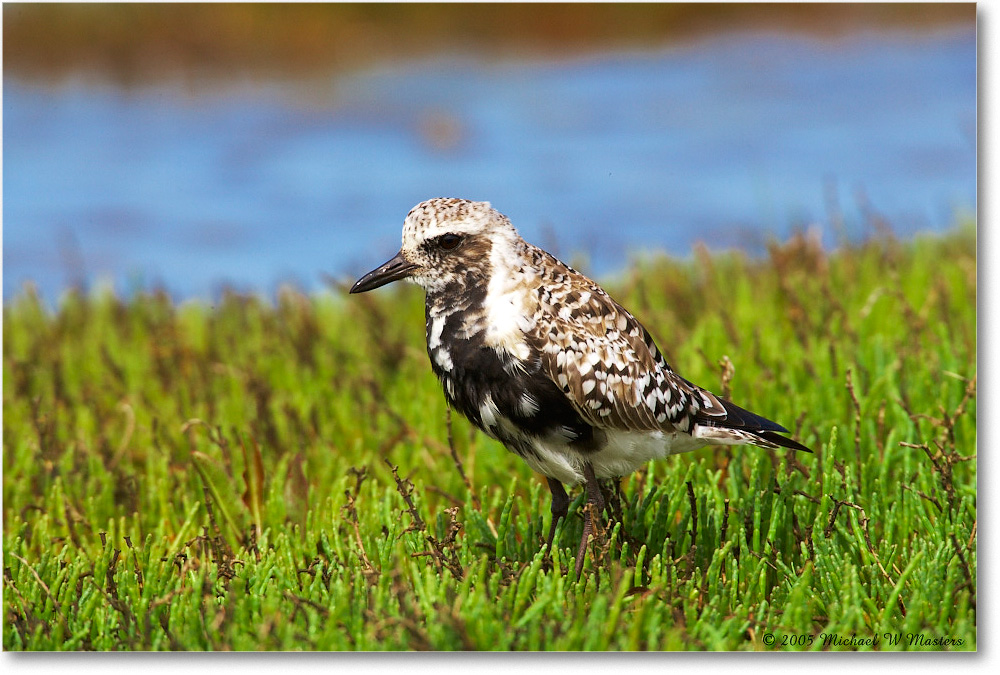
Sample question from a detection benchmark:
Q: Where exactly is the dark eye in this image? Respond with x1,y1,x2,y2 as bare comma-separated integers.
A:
438,233,462,251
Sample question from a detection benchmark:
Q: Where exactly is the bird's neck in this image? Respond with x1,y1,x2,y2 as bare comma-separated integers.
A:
424,237,538,361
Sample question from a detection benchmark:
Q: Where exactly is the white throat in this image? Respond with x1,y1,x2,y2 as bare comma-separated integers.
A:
482,234,537,361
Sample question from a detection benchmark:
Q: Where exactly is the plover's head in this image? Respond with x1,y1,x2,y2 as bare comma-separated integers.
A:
350,198,519,294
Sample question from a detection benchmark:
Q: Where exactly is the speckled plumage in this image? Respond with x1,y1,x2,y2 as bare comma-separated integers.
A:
351,197,810,575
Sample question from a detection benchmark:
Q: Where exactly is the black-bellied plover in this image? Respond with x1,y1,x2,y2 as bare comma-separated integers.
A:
351,198,810,577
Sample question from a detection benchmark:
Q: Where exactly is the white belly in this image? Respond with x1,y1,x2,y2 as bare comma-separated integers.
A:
517,429,709,486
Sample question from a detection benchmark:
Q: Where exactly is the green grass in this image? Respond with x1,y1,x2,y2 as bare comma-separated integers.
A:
3,225,976,651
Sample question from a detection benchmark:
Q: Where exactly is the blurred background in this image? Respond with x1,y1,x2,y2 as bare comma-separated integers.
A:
2,2,977,302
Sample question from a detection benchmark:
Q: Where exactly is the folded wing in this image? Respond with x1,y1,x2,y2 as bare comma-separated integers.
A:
527,270,810,452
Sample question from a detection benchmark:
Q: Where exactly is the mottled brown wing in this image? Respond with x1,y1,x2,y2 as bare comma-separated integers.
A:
528,273,728,434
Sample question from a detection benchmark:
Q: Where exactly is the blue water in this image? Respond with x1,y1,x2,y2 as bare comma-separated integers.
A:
2,30,976,302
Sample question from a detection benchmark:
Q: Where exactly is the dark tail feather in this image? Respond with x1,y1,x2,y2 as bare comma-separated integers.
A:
709,398,813,453
757,430,812,453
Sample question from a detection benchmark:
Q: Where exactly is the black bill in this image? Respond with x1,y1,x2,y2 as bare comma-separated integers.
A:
349,250,419,294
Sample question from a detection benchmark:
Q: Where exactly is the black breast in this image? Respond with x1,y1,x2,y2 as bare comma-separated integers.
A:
425,304,598,453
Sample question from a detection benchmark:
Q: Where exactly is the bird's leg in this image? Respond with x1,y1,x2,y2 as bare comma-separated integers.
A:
574,462,605,579
544,477,569,555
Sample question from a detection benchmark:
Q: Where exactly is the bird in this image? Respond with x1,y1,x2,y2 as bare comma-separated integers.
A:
350,197,811,577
